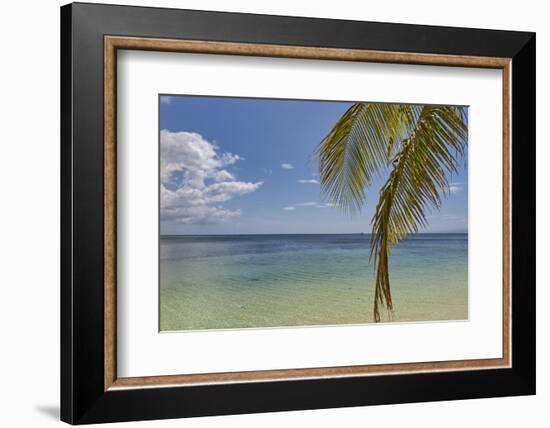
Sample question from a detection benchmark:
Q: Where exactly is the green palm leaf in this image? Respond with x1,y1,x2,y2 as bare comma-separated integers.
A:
316,103,409,213
317,102,467,322
370,106,467,321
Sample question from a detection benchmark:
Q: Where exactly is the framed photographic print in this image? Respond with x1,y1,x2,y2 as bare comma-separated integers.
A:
60,2,536,424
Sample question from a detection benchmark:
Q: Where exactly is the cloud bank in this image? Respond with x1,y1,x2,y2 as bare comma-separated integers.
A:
160,130,262,224
283,201,336,210
449,182,463,194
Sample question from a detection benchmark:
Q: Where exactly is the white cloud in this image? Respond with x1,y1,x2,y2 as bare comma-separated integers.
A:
314,203,338,209
281,163,294,169
283,201,336,210
160,96,172,105
449,182,463,194
160,130,262,224
212,170,235,182
298,179,319,184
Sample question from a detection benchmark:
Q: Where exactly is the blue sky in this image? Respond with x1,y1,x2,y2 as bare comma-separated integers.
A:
159,95,468,235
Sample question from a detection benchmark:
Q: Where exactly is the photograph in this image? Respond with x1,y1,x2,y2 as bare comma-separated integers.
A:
159,95,469,331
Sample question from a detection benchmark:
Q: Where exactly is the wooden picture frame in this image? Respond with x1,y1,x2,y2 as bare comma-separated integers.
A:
61,2,535,424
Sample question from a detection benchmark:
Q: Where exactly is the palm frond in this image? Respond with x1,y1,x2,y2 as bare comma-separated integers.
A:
369,105,467,321
316,103,407,213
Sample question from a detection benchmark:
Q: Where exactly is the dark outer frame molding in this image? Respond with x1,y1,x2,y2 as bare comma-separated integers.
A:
103,36,513,391
61,2,535,424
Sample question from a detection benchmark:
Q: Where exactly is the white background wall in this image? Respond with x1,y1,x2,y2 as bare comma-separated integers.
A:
0,0,545,426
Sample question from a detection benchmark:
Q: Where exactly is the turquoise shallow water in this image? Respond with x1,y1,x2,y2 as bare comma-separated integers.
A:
159,234,468,331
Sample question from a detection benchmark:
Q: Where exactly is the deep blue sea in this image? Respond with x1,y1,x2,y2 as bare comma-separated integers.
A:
160,234,468,330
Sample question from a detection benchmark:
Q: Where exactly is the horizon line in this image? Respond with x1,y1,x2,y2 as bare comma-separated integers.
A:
160,232,468,236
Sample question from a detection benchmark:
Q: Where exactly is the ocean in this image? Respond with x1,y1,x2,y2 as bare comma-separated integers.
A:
159,234,468,331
